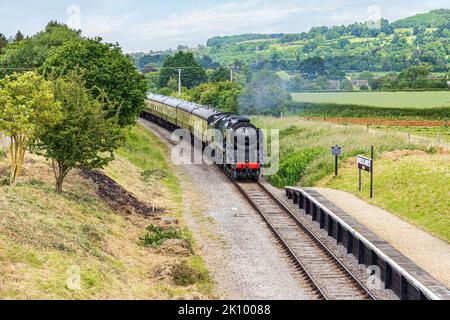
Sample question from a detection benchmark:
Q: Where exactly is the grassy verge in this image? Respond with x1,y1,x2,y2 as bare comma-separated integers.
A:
286,101,450,120
254,116,449,241
253,116,426,187
0,124,212,299
317,152,450,242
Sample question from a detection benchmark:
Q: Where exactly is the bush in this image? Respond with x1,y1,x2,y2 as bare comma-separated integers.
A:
141,224,192,249
172,260,209,286
268,148,323,188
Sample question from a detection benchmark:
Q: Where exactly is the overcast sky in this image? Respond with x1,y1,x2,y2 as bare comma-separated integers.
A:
0,0,448,52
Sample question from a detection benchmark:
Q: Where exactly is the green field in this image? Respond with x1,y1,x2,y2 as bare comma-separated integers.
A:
292,92,450,109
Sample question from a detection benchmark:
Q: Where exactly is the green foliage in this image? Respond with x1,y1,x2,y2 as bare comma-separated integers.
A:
185,81,242,113
0,71,61,185
208,67,230,82
238,70,291,115
268,149,323,188
0,33,8,53
42,38,148,127
32,74,124,193
340,79,354,91
141,224,192,250
391,9,450,29
197,10,450,73
0,22,80,77
159,52,206,89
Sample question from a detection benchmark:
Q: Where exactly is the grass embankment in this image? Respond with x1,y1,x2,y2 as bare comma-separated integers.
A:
253,117,449,241
318,152,450,241
0,124,211,299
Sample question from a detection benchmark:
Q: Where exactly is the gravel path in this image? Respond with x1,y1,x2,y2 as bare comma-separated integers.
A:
139,119,316,300
312,188,450,288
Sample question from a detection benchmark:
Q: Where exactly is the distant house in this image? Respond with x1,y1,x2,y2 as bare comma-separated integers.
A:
350,79,369,88
328,80,341,90
142,66,158,74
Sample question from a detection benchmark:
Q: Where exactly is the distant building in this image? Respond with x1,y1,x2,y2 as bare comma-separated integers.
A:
447,80,450,88
142,66,158,74
328,80,341,90
350,79,369,88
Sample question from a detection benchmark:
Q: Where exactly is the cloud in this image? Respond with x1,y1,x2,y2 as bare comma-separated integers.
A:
127,0,340,43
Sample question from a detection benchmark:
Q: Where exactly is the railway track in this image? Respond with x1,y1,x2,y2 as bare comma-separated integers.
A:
233,180,376,300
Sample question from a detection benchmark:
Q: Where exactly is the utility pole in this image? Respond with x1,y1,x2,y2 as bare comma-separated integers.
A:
230,68,233,82
178,68,182,95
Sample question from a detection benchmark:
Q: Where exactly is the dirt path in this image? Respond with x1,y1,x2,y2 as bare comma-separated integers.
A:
312,188,450,288
138,119,317,300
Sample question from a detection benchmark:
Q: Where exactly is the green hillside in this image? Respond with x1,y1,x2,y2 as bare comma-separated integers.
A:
392,9,450,28
193,9,450,73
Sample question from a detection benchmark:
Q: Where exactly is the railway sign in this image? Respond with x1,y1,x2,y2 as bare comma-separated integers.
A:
357,156,372,172
357,146,375,198
331,145,342,156
331,145,342,176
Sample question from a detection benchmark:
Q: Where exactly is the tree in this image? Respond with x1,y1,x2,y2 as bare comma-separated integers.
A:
0,22,81,77
159,52,206,89
42,38,148,127
238,70,291,116
33,74,123,193
14,31,25,42
209,67,230,82
340,79,353,91
198,55,219,69
186,81,242,113
0,33,8,53
0,72,61,186
300,57,325,79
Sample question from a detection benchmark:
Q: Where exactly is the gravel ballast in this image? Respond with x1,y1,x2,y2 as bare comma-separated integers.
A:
139,119,317,300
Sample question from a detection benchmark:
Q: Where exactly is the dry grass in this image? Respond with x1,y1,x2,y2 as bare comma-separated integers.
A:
0,127,212,299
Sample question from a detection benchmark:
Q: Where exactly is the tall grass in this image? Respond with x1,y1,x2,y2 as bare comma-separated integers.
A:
253,117,426,187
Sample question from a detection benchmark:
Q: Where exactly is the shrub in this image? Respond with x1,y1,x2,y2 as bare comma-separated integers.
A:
172,260,209,286
141,224,192,249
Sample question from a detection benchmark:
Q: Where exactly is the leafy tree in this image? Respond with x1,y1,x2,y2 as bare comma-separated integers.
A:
186,81,242,113
159,52,206,89
300,57,325,79
0,22,80,77
33,74,123,193
238,70,291,115
0,72,61,185
399,63,432,81
340,79,353,91
42,38,148,127
209,67,230,82
14,31,25,42
0,33,8,53
198,55,219,69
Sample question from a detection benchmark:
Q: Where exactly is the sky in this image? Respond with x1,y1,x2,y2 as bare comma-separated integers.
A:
0,0,448,52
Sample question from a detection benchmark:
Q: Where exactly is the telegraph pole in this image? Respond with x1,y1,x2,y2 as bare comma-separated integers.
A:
178,68,182,95
230,68,233,82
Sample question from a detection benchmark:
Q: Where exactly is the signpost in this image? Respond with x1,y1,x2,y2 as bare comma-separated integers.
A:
357,146,374,198
331,145,342,177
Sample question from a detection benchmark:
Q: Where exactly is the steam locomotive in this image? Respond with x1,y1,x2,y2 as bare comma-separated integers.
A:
142,94,264,181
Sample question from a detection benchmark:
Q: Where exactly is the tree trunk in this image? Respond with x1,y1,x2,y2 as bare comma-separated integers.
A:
52,160,71,194
9,134,26,186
